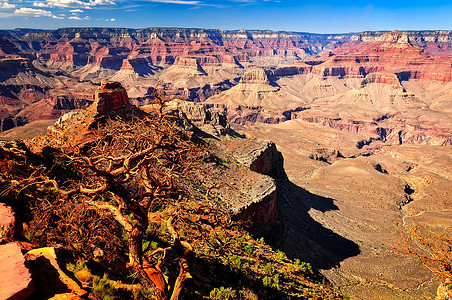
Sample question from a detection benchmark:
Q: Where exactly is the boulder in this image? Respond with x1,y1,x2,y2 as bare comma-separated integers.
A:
0,243,34,300
25,247,87,299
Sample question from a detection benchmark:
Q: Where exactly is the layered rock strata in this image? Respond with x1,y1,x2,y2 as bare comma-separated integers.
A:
93,80,130,114
166,99,230,138
1,28,452,137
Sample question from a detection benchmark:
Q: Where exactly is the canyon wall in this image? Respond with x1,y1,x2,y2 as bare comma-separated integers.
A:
1,28,452,135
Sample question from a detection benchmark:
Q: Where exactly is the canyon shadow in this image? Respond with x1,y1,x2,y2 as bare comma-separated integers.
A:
265,180,361,270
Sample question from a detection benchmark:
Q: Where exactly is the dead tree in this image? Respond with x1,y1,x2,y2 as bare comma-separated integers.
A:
145,84,184,120
0,88,210,299
61,106,204,299
398,224,452,280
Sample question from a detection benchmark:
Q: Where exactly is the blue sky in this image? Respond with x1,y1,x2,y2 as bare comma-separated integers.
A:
0,0,451,33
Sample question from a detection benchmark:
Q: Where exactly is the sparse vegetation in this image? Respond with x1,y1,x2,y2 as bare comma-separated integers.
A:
92,274,119,300
209,286,236,300
397,223,452,280
0,89,343,299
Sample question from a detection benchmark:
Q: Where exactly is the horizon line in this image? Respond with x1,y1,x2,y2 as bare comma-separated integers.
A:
3,26,451,36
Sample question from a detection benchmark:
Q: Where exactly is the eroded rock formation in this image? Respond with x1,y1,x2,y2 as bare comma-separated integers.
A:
25,247,87,299
2,27,452,299
27,81,136,152
93,80,130,114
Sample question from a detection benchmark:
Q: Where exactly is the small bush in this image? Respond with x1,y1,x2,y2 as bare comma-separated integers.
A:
209,286,236,300
239,288,258,300
66,259,89,274
263,263,274,275
229,255,242,270
290,259,312,275
244,243,254,256
262,274,281,290
23,231,34,242
277,250,286,261
92,274,118,300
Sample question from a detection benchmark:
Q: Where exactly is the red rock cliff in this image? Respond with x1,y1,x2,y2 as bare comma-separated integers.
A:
93,80,130,114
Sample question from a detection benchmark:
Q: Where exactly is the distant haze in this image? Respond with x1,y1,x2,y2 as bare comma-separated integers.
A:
0,0,451,33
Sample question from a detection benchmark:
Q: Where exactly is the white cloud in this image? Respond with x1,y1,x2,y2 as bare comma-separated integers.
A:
32,0,114,9
109,17,115,21
11,6,69,19
0,2,15,9
51,0,90,8
91,0,114,5
14,7,53,17
146,0,228,7
69,8,83,12
69,14,90,20
33,2,48,7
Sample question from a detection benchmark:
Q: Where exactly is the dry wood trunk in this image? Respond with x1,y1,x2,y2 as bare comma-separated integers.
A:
129,222,168,300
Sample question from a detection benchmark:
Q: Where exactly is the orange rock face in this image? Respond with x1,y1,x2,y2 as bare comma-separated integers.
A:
316,31,452,82
2,28,452,135
0,243,34,300
264,31,452,83
93,80,130,114
240,68,270,85
25,247,87,299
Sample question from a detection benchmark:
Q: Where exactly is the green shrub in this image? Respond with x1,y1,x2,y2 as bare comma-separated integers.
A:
23,231,34,242
66,259,89,274
244,243,254,256
262,263,274,275
277,250,286,261
262,276,272,287
262,274,281,290
230,255,242,270
142,240,150,252
290,259,312,275
151,241,159,250
236,236,245,248
210,286,236,300
92,274,118,300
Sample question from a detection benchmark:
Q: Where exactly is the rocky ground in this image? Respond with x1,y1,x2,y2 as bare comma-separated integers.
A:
242,118,451,299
